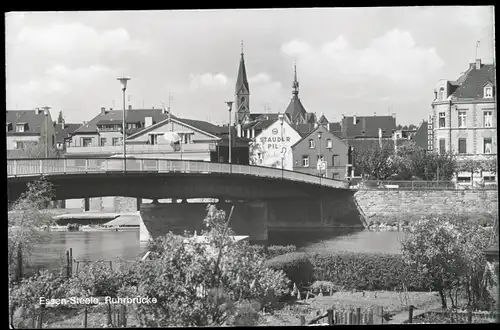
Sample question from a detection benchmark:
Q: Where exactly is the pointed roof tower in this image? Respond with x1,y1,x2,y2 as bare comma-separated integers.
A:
235,40,249,94
285,62,308,124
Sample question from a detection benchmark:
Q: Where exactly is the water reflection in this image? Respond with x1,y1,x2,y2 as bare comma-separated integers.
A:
31,229,403,272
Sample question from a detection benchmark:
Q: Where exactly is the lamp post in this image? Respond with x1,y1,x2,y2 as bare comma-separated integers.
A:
318,131,323,177
44,107,49,158
279,114,284,178
226,101,234,166
117,77,131,172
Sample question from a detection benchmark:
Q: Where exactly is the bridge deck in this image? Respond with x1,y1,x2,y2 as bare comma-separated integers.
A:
7,158,348,189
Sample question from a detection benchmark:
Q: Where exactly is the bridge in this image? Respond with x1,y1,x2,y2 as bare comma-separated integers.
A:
7,158,363,244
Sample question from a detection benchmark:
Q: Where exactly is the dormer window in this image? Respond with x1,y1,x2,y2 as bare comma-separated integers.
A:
439,87,445,101
16,123,26,132
484,86,493,98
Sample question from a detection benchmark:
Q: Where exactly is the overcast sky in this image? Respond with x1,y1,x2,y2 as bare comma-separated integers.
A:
5,7,495,126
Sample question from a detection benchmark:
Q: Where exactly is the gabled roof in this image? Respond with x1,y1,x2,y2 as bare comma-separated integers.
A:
290,123,315,137
291,123,348,149
412,121,428,150
55,123,81,143
74,109,169,134
127,116,222,140
318,114,329,124
6,110,52,135
451,62,495,99
341,115,396,139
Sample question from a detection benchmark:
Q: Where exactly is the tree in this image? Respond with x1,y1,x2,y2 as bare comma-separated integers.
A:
457,159,484,184
8,177,55,282
401,215,495,309
10,141,62,159
130,205,290,327
354,142,400,180
57,111,64,124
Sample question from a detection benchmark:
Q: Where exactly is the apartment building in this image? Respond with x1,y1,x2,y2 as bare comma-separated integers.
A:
430,59,496,183
6,107,56,158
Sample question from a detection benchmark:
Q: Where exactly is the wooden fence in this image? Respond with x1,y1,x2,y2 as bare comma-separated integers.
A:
300,306,387,325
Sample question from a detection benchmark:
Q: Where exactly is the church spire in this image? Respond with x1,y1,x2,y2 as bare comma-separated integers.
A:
235,40,250,125
292,61,299,96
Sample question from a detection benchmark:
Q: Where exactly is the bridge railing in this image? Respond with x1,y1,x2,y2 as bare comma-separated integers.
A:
7,158,345,189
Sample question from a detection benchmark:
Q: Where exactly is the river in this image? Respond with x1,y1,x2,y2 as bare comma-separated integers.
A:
28,229,404,273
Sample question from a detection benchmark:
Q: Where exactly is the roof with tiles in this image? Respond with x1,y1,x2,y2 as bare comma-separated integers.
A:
451,61,495,99
340,115,396,139
345,138,407,152
6,110,53,135
55,123,81,143
284,96,308,123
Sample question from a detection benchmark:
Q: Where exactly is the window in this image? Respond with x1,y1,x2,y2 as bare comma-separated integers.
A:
16,141,24,149
484,138,492,154
6,123,12,132
484,111,493,127
438,112,446,128
439,87,445,100
82,137,92,147
458,111,467,128
309,139,315,149
52,135,54,146
100,138,107,146
16,124,25,132
332,154,340,166
326,139,333,149
439,139,446,155
457,176,471,183
112,137,120,146
484,87,493,98
302,155,309,167
332,172,340,180
458,138,467,154
484,175,496,182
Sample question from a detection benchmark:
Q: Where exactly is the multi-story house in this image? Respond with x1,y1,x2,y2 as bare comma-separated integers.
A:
291,123,349,180
66,107,223,161
430,58,496,184
248,115,303,170
6,107,56,158
55,120,81,152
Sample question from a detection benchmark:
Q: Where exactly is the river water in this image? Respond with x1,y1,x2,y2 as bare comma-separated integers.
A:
29,229,404,273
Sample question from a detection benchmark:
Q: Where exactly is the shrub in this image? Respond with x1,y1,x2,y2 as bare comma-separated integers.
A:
264,252,313,287
266,245,297,259
310,252,428,291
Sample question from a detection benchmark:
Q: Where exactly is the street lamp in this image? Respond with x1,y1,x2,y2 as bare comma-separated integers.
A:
318,131,323,177
226,101,234,166
43,107,49,158
279,114,284,178
117,77,131,172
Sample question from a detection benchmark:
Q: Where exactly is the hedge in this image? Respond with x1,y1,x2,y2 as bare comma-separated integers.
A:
310,252,429,291
263,251,429,292
264,252,313,287
247,245,297,260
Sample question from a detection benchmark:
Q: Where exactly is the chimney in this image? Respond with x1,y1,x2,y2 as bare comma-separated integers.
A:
475,59,481,70
152,106,155,109
101,107,106,114
109,108,113,111
374,112,377,117
392,113,396,119
236,124,242,138
128,105,132,110
145,117,153,128
353,115,357,125
35,107,41,115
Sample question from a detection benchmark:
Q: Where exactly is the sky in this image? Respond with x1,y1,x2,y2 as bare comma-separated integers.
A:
5,7,495,126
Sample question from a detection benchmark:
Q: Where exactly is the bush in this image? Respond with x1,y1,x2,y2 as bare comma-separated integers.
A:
310,252,428,291
264,252,313,287
266,245,297,259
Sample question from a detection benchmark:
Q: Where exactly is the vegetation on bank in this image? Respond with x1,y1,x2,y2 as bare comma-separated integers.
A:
355,140,496,181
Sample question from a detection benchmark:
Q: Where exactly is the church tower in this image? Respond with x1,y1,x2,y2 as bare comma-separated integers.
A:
284,63,309,125
235,41,250,125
